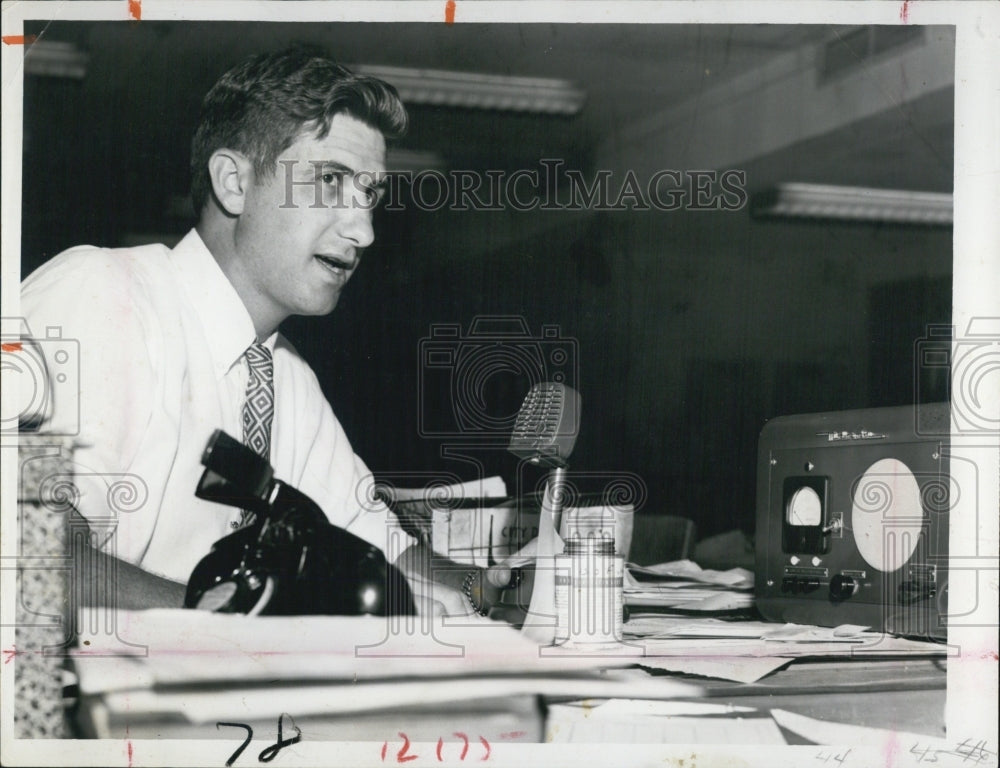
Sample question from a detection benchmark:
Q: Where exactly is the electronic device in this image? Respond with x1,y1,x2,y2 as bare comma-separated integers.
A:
755,404,949,641
508,381,582,533
185,430,416,617
501,383,582,625
508,381,581,469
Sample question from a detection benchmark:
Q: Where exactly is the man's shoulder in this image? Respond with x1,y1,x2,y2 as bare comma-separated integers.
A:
273,333,316,377
272,334,330,404
22,241,176,294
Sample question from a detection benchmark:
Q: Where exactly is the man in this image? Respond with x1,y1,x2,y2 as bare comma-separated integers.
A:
20,47,500,616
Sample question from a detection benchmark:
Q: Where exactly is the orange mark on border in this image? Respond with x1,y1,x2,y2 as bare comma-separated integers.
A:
3,647,18,664
129,0,141,21
2,342,23,352
899,0,910,23
445,0,456,24
2,35,37,46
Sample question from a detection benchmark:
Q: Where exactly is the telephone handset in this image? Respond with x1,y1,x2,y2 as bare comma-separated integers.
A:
184,429,416,617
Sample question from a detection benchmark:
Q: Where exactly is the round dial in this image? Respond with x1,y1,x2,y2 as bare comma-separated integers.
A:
786,486,822,526
829,574,859,601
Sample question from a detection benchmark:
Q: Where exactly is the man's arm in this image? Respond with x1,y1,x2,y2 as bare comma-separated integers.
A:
24,250,191,609
79,545,188,610
70,510,186,610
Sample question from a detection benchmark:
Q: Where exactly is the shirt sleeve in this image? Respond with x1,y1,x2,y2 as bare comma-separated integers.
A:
20,248,165,561
272,337,415,561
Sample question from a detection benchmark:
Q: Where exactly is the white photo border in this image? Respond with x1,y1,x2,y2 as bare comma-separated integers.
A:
2,2,997,766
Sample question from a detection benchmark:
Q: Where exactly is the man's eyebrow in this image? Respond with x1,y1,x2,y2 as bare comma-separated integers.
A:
313,161,388,189
313,161,355,176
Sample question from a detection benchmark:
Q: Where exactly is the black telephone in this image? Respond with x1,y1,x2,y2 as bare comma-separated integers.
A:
184,430,416,617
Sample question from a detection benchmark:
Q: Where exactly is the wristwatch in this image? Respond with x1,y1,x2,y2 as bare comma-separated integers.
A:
461,570,489,616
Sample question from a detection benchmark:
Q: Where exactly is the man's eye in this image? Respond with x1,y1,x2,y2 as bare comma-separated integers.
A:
321,172,343,186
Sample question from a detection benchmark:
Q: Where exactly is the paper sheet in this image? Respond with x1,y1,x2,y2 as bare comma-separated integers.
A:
96,674,702,723
770,710,996,768
627,560,755,589
623,561,754,610
771,708,944,746
390,476,508,501
635,655,793,684
74,609,707,725
625,591,754,611
592,699,757,717
545,701,787,744
634,635,946,659
629,619,874,642
72,608,646,695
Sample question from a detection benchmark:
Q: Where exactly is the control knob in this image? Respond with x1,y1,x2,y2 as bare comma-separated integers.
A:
829,574,859,602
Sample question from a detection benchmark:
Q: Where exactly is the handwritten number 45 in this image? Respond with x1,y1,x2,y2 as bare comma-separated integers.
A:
217,714,302,766
381,732,491,762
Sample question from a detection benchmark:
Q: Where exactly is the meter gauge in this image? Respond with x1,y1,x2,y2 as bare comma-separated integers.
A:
781,476,829,554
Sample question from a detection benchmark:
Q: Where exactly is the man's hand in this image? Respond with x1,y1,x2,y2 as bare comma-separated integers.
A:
393,543,516,619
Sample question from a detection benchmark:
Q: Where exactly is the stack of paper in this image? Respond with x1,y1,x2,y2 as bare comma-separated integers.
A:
624,559,754,611
70,608,702,738
618,614,947,683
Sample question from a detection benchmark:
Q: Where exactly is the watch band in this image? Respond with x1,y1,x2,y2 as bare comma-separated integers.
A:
462,570,489,617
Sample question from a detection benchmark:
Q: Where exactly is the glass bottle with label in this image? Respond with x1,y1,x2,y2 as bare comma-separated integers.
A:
554,533,624,647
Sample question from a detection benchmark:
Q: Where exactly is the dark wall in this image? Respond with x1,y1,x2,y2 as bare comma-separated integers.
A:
19,26,953,540
284,199,952,539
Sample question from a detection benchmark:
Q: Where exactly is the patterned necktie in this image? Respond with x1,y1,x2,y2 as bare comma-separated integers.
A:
235,341,274,529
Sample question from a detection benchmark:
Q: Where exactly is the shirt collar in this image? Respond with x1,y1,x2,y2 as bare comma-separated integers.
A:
169,229,277,378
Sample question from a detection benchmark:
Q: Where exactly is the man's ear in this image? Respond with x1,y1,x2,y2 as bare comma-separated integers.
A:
207,149,253,216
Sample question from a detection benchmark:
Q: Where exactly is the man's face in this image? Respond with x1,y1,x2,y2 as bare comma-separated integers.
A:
233,112,387,328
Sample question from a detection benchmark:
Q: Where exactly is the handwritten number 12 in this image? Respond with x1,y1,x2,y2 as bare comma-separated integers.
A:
382,732,491,762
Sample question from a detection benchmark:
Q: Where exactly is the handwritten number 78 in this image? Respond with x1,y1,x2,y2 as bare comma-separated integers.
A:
217,722,252,767
217,714,301,766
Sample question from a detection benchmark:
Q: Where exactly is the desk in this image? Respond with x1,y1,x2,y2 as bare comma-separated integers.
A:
69,645,946,745
13,439,948,747
683,658,945,741
538,657,946,744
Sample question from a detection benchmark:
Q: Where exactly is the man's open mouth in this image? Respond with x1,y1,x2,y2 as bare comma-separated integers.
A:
315,254,351,273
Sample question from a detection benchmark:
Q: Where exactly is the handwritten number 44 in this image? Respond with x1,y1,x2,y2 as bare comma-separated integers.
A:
381,732,491,762
217,714,302,766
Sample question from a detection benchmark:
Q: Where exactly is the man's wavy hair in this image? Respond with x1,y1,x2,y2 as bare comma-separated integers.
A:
190,46,408,213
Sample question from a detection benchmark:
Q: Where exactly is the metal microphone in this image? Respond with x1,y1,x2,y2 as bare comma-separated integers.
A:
492,382,582,592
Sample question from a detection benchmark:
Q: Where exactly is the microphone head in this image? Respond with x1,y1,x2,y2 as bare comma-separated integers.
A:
508,382,581,467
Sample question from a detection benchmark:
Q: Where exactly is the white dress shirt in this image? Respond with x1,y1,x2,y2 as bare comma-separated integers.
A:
20,229,408,582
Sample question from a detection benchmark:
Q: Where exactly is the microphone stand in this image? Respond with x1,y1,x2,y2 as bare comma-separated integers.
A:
521,461,569,645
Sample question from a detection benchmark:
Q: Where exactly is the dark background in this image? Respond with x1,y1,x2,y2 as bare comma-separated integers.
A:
19,21,953,541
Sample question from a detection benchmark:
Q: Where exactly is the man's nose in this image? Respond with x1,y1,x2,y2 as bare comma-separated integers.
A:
335,182,376,249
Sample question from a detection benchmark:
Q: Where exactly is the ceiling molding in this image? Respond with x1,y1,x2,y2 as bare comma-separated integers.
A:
353,64,586,115
597,28,955,175
751,183,952,225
